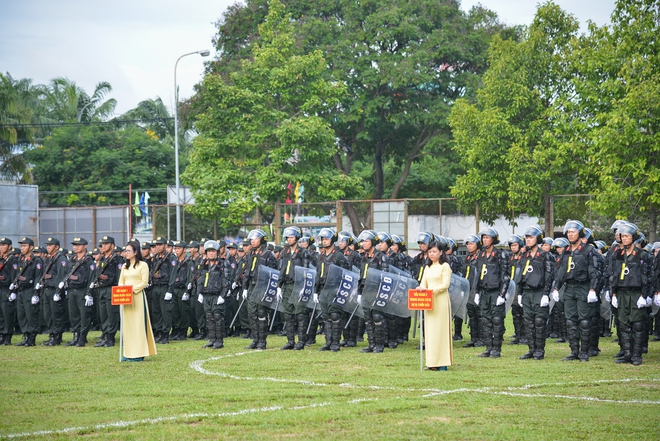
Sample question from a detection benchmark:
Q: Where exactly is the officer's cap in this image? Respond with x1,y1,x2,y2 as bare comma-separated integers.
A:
141,241,151,249
274,245,283,253
45,237,60,246
172,240,187,248
11,247,21,254
0,237,12,245
188,240,199,249
167,240,174,246
218,240,227,248
18,237,34,246
34,247,46,253
99,235,115,244
152,236,167,245
227,242,238,249
90,248,100,255
71,237,88,245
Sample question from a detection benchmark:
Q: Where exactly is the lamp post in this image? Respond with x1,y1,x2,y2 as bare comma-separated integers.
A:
174,49,210,241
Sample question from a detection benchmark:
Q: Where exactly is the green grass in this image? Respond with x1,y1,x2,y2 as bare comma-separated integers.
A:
2,319,659,440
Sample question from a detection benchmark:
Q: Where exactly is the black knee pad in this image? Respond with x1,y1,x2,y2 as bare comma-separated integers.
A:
257,309,268,320
330,312,341,322
632,321,646,333
492,316,503,327
213,311,224,322
534,317,546,328
372,312,384,325
578,319,590,331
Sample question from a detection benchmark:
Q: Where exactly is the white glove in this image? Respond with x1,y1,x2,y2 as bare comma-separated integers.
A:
242,289,248,300
474,294,480,305
84,295,93,307
587,290,598,303
9,283,16,290
198,294,204,303
313,293,319,303
58,281,65,289
53,293,61,302
35,283,42,291
8,292,16,302
654,294,660,307
540,295,549,307
187,283,192,290
31,295,39,305
636,296,647,309
612,295,618,308
217,296,225,305
646,296,652,307
276,287,282,301
357,294,362,304
164,292,172,301
182,293,190,301
552,290,559,303
89,282,97,289
496,296,505,306
605,291,611,303
232,282,238,290
517,295,522,307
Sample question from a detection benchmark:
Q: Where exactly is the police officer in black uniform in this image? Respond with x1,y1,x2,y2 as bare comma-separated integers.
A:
11,238,44,346
197,240,231,349
475,228,511,358
170,240,194,340
242,229,278,350
315,228,350,352
507,234,526,345
390,234,413,344
517,226,554,360
611,223,652,365
446,237,464,341
38,237,68,346
277,226,308,350
337,231,361,346
552,220,600,362
64,237,95,347
149,237,177,344
462,234,483,348
93,236,122,347
357,230,390,353
0,237,16,345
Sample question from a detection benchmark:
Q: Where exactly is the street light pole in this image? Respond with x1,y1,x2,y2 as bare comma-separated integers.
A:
174,49,210,241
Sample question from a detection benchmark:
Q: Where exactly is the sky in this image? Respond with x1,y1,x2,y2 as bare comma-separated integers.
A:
0,0,617,117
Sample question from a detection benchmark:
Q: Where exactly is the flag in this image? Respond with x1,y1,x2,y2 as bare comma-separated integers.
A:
294,182,300,203
286,181,292,204
139,192,148,216
298,183,304,203
133,191,141,217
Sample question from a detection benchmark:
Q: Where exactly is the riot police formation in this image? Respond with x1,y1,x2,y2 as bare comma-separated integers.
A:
1,221,659,367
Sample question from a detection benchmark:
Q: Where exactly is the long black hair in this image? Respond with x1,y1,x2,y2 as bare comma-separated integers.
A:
124,240,144,269
425,240,449,267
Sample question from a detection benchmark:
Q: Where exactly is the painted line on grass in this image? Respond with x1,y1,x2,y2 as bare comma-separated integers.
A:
489,391,660,405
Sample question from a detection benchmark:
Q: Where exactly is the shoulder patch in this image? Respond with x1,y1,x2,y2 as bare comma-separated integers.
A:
61,260,67,266
118,264,123,269
172,260,177,266
13,263,18,270
90,264,96,270
36,263,42,270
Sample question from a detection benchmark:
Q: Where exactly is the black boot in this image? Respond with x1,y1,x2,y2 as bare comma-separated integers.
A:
160,328,170,344
104,333,116,347
76,331,88,347
345,314,358,347
281,314,296,350
294,313,307,350
213,312,225,349
188,327,199,339
2,334,12,345
318,318,332,351
25,333,37,347
305,313,317,347
95,333,108,347
360,320,375,353
14,333,29,347
50,333,63,346
533,317,546,360
204,313,216,348
631,321,645,366
65,332,79,347
562,320,580,361
589,315,601,357
373,314,385,353
43,333,55,346
520,318,535,359
614,323,632,363
578,319,590,362
490,316,504,358
256,316,268,350
330,313,342,352
478,317,493,357
453,316,464,341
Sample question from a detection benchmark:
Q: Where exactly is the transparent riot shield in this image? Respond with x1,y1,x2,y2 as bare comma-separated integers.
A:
449,274,470,321
362,267,414,318
289,266,317,309
504,280,516,315
250,265,284,312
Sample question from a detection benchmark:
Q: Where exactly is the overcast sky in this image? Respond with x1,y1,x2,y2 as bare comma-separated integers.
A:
1,0,616,116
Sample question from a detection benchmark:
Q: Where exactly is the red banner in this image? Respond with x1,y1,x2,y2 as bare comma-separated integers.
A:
408,289,433,310
111,285,133,305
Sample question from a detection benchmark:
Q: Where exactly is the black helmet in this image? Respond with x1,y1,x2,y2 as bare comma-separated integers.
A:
563,220,585,238
478,227,500,245
391,234,406,251
652,241,660,252
300,236,315,246
552,237,569,249
610,220,625,233
337,231,354,247
463,234,482,248
357,230,379,247
583,227,596,244
523,226,544,245
595,240,609,253
416,231,434,246
283,226,302,240
247,229,268,245
376,231,393,247
318,228,338,246
634,232,647,248
617,222,640,241
507,234,524,248
542,237,554,246
433,236,449,252
447,237,458,253
204,240,221,251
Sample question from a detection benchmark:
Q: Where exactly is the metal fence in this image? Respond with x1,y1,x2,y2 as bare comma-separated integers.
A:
0,183,38,244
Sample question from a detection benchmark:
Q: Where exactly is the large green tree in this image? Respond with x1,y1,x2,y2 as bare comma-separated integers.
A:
183,0,360,227
24,125,174,206
450,2,583,232
42,77,117,123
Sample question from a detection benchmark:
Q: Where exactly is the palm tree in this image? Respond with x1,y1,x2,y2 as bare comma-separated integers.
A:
120,97,175,141
43,77,117,123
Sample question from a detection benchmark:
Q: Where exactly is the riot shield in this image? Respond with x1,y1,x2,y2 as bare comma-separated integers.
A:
504,280,516,315
250,265,285,312
289,266,317,309
600,293,611,322
449,274,470,321
319,264,362,316
361,267,414,318
387,266,407,277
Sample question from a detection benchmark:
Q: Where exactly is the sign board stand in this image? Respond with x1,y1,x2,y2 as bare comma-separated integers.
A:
408,289,433,372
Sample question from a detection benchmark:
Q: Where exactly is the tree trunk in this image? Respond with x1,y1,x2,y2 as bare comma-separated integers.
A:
390,127,430,199
543,193,552,239
374,142,384,199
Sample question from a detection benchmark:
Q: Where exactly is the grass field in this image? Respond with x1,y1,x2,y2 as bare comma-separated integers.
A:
2,318,659,440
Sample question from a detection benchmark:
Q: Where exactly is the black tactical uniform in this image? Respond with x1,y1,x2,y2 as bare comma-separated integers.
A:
13,238,44,346
461,234,482,348
65,238,95,347
278,226,308,350
0,237,17,345
170,241,194,341
148,237,177,344
39,238,68,346
94,237,123,347
197,241,231,349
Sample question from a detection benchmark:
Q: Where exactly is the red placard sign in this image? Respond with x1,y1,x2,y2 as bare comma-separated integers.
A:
111,285,133,305
408,289,433,310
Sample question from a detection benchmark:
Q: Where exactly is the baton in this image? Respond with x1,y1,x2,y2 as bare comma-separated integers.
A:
306,302,318,334
344,302,360,329
412,310,418,338
229,295,246,329
269,296,282,331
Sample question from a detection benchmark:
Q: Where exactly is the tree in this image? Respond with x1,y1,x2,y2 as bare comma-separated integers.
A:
575,0,660,240
42,77,117,123
183,0,360,227
24,125,175,206
450,2,583,233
